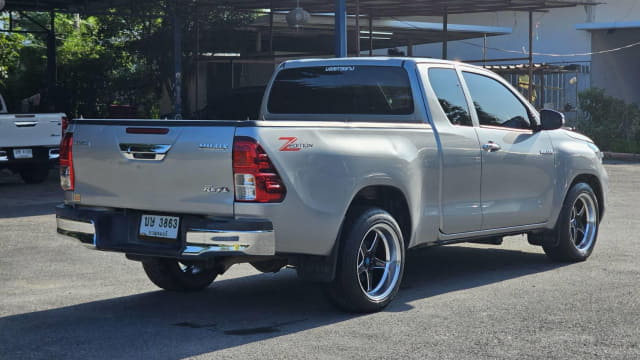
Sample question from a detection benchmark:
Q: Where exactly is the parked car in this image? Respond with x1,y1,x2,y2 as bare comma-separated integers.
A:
0,93,65,183
55,58,607,312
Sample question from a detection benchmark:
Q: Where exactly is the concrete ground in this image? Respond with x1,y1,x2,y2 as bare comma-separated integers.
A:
0,163,638,360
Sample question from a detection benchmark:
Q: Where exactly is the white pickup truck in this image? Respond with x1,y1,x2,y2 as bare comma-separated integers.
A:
0,93,65,183
56,58,608,312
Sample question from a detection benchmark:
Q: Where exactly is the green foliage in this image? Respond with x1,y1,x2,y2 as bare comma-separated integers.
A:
0,14,45,110
0,32,25,87
1,2,256,118
578,88,640,153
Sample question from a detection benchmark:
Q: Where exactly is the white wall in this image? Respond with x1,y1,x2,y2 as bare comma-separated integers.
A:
403,1,640,65
406,8,593,64
592,0,640,22
591,28,640,104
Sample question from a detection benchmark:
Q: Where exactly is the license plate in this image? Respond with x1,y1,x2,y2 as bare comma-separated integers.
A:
139,215,180,239
13,148,33,159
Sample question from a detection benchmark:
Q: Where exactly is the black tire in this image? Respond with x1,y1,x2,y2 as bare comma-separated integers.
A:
142,258,218,292
544,182,600,262
327,208,405,313
19,167,49,184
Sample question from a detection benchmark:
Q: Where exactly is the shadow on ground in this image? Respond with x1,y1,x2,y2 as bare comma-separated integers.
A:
0,245,566,359
0,169,60,218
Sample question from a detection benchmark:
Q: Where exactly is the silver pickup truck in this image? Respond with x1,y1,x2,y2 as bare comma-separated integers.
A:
56,58,608,312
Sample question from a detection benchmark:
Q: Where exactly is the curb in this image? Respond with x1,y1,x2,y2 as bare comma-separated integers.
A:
603,152,640,162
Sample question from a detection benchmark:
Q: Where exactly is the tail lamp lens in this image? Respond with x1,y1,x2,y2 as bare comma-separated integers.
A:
233,137,286,203
61,116,69,135
59,132,74,191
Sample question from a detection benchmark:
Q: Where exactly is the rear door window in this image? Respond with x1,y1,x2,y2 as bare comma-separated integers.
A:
267,66,414,116
427,68,472,126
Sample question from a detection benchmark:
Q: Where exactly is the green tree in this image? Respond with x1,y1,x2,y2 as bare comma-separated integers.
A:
578,87,640,153
0,14,45,111
1,2,256,118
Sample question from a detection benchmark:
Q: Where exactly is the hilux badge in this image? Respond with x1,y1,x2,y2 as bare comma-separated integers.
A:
199,143,229,151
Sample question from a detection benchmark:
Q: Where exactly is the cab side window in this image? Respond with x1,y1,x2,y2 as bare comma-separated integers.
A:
428,68,472,126
462,72,532,130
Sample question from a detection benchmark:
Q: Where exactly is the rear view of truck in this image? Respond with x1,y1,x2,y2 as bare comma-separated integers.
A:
0,94,64,183
56,119,288,290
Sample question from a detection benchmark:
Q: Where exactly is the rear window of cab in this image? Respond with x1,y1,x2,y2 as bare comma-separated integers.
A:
267,66,414,115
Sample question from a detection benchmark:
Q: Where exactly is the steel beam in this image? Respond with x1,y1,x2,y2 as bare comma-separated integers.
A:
47,11,57,110
528,11,534,104
334,0,347,57
354,0,360,56
442,10,448,60
369,15,373,56
173,0,183,119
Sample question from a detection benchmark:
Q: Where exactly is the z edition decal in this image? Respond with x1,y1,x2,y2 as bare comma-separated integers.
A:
278,137,313,151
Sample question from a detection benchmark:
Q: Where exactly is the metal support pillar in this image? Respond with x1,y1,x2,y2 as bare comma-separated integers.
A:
540,72,546,107
368,15,373,56
442,10,448,60
268,2,274,57
482,33,487,65
47,11,57,109
195,0,200,117
407,42,413,57
354,0,360,56
334,0,347,57
528,11,534,105
173,0,183,119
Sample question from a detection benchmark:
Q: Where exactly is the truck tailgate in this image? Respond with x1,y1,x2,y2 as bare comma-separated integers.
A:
0,114,63,147
71,120,238,216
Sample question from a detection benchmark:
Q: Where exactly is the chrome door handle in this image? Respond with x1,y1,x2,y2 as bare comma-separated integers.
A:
119,144,172,160
482,142,502,152
14,121,38,127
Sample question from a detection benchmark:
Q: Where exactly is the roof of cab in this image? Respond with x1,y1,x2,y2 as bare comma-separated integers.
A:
280,57,481,69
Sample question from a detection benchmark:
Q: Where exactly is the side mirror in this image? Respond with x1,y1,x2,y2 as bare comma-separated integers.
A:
539,109,565,130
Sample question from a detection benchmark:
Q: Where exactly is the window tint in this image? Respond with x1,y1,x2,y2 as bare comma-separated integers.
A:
462,72,531,129
268,66,413,116
428,68,472,126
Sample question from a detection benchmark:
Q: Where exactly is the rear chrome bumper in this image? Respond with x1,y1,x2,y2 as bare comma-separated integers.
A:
56,204,275,258
184,229,275,256
56,217,96,245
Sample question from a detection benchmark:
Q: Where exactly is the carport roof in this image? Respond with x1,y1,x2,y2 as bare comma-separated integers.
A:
5,0,592,16
246,15,512,53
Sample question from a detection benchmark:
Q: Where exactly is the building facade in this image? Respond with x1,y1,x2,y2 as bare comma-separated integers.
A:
407,1,640,107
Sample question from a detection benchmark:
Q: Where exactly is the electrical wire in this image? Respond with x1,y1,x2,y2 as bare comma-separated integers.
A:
390,15,640,58
457,39,640,57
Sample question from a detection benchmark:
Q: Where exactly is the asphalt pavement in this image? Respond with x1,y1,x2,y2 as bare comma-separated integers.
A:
0,163,638,359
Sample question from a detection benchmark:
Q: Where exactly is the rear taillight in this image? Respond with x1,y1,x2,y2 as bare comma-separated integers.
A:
233,136,286,203
59,132,74,191
61,116,69,135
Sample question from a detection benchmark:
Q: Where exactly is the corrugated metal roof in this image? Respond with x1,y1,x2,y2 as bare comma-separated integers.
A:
4,0,590,16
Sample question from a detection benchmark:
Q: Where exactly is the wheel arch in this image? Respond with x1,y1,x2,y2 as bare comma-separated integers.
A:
294,184,413,283
569,174,605,219
343,185,413,248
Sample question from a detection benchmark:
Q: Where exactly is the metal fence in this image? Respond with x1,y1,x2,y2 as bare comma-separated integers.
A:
489,63,591,125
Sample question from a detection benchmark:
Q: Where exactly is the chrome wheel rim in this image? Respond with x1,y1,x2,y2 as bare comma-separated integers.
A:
569,193,598,254
356,223,402,302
